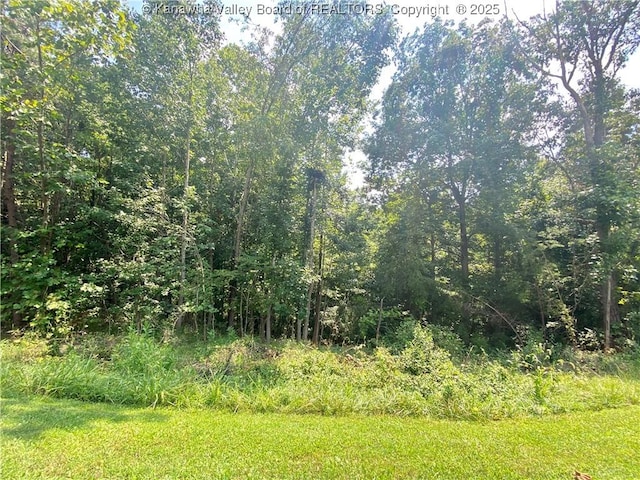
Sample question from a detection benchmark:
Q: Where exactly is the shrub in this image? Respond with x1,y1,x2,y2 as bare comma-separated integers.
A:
2,332,639,418
429,325,466,359
383,317,419,352
111,332,176,376
0,333,50,363
400,325,459,378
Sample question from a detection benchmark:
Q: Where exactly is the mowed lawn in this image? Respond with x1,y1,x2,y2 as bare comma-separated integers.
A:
1,396,638,480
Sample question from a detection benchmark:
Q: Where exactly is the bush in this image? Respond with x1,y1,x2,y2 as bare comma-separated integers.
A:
400,325,459,377
2,332,639,418
357,307,412,347
111,332,176,376
382,317,418,352
429,325,466,359
0,333,50,363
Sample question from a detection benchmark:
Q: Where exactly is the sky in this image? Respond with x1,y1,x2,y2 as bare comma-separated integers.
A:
124,0,640,187
123,0,640,90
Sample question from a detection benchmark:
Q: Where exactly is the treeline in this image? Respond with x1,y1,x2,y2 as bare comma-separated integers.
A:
1,1,639,350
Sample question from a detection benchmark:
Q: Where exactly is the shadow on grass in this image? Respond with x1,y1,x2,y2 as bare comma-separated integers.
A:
0,395,167,441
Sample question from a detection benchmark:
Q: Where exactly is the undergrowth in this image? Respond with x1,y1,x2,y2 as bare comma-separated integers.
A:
1,327,639,419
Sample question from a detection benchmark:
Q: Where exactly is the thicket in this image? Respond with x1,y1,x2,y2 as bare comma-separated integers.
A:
2,1,639,351
2,327,638,418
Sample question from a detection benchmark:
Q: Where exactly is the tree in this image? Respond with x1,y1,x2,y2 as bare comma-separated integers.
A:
367,19,539,338
101,2,224,331
223,2,396,338
514,0,640,349
1,0,132,331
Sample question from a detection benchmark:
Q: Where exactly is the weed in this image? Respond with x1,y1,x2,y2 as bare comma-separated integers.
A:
1,333,639,418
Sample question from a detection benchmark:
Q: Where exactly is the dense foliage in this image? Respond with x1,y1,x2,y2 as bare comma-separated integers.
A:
2,330,639,417
2,0,639,351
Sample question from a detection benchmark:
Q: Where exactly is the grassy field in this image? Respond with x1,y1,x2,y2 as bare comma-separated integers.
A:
2,332,640,479
1,395,639,479
2,332,639,419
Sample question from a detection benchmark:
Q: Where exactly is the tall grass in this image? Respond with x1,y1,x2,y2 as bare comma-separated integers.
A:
1,332,193,406
1,327,639,418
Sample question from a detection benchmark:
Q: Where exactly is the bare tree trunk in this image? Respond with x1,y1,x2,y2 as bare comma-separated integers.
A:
375,297,384,344
303,177,318,341
312,234,324,345
177,116,192,330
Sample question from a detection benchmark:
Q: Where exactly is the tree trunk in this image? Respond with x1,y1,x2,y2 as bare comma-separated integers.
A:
450,182,470,318
228,158,256,329
36,17,50,254
1,117,22,326
238,289,244,337
233,161,254,265
429,232,436,277
177,56,198,330
177,114,192,330
448,177,470,288
375,297,384,344
265,305,272,344
2,119,18,263
312,234,324,345
524,0,636,351
591,67,617,351
302,176,318,341
455,194,469,287
493,237,502,281
604,273,612,350
551,14,624,350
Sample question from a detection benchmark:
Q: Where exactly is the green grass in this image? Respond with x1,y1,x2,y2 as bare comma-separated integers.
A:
2,332,640,418
1,395,639,479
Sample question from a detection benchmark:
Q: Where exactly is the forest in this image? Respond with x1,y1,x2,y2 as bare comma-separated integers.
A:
1,2,640,478
2,0,639,351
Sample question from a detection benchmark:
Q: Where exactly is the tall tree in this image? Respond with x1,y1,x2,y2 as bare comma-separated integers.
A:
225,2,395,338
1,0,132,330
368,19,538,334
121,2,222,329
514,0,640,349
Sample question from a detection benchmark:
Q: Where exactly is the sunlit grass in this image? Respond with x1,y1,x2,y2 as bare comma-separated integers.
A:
1,333,639,419
1,396,639,479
